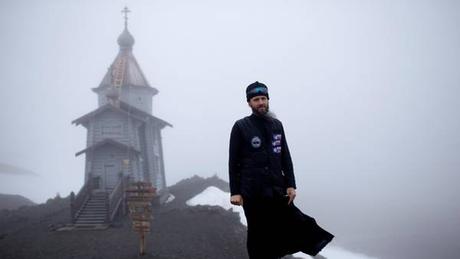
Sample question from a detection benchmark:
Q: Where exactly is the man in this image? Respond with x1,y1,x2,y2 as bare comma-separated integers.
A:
228,81,333,259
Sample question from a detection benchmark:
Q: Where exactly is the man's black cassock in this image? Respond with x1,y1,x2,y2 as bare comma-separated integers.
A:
229,114,334,258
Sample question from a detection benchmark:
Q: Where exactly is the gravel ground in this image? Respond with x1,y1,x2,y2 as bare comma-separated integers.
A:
0,176,292,259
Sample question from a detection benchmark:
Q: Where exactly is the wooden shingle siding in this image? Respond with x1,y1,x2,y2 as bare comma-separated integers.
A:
98,91,109,107
156,125,167,190
122,87,153,114
144,119,155,183
89,111,140,150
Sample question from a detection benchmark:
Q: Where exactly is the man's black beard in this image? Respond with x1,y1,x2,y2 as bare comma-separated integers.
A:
251,104,272,117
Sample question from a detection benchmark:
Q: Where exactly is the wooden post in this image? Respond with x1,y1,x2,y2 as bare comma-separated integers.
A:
139,232,145,255
126,182,156,256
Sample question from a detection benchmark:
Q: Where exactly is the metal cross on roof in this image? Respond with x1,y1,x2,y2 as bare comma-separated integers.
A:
122,6,131,28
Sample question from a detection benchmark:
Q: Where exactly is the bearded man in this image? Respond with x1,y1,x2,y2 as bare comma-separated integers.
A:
228,81,334,259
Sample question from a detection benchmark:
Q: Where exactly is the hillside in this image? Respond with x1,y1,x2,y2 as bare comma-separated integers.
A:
0,194,35,210
0,175,300,259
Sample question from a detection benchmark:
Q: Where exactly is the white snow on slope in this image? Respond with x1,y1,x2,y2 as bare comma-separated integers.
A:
165,193,175,204
186,186,246,225
186,186,378,259
294,247,378,259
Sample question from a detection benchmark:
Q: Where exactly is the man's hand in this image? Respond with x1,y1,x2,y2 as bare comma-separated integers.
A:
230,194,243,206
286,187,296,204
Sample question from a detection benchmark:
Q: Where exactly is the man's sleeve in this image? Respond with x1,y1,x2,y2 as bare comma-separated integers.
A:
281,123,296,189
228,122,242,196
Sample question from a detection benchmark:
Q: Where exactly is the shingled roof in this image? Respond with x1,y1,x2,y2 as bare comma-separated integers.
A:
75,138,141,157
92,27,158,95
72,101,172,129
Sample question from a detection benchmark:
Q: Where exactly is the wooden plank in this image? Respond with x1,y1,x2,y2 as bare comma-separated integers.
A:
126,188,155,192
130,213,152,219
131,217,152,222
126,193,155,198
126,192,155,197
128,207,152,213
128,207,151,213
132,221,151,227
126,194,155,198
133,227,150,233
127,200,152,206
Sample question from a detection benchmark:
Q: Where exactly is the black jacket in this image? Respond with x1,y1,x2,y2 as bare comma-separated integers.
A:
228,114,296,199
229,114,334,257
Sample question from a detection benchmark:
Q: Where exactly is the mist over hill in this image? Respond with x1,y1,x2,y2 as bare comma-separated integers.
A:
0,194,35,210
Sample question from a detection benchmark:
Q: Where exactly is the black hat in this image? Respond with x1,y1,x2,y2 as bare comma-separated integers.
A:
246,81,269,102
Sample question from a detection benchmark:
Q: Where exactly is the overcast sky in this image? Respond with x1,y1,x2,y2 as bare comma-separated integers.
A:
1,0,459,244
1,0,459,257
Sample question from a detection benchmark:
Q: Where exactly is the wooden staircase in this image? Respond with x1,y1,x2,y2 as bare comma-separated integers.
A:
70,175,129,230
73,191,109,229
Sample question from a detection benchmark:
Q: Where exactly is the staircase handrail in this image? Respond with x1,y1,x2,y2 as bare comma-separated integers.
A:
70,175,100,223
107,175,129,222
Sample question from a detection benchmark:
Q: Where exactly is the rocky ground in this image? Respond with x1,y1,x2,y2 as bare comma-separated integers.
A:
0,176,299,259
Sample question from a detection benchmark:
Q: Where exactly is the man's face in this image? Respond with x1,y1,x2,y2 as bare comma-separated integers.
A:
248,95,269,115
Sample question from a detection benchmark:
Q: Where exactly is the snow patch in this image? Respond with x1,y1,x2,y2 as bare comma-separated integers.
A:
186,186,246,226
294,246,378,259
186,186,378,259
165,193,175,204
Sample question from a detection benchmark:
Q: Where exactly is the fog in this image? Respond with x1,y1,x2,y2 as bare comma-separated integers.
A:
1,0,459,258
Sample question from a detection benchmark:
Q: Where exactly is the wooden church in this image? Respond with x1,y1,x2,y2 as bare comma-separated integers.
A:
70,9,171,228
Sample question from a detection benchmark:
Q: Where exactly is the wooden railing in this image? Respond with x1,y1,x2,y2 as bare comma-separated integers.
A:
70,176,100,223
107,175,130,223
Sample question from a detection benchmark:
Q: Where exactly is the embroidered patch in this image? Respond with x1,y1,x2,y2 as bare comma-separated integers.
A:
272,134,282,153
251,136,261,148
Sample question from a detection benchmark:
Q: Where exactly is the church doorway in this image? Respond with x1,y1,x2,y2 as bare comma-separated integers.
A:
103,164,118,190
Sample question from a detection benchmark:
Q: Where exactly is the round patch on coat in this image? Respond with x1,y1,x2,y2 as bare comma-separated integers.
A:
251,136,261,148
